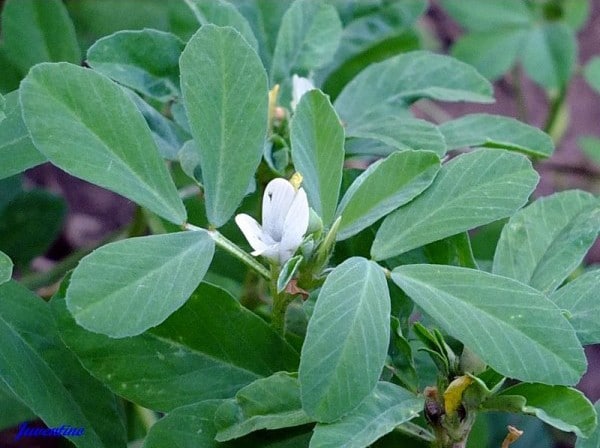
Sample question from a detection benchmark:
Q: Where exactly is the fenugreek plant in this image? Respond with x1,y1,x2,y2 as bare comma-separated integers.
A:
0,0,599,447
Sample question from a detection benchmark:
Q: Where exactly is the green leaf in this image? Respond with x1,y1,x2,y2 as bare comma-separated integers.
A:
87,30,185,102
0,190,66,267
1,0,80,74
579,136,600,165
52,282,299,411
551,269,600,345
334,51,493,129
440,0,532,32
451,30,528,81
391,265,586,385
180,25,268,227
271,0,342,86
584,57,600,94
372,149,538,260
0,281,126,448
0,251,12,285
215,372,312,441
299,257,390,422
336,150,441,241
439,113,554,158
291,90,344,226
345,117,447,156
67,231,214,338
0,91,46,180
492,190,600,295
183,0,259,51
0,382,35,431
499,383,597,438
310,382,423,448
562,0,590,31
577,400,600,448
20,62,187,225
278,255,303,293
521,23,576,90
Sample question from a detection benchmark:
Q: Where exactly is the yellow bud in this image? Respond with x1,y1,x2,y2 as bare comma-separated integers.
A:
290,172,303,190
443,375,473,416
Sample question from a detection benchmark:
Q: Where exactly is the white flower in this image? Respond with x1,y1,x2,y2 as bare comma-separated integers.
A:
235,178,309,264
291,75,316,111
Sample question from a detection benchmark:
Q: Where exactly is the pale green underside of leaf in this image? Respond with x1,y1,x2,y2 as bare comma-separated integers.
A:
180,25,268,227
53,282,299,412
440,113,554,158
440,0,532,32
87,29,185,102
334,51,493,129
291,90,345,226
392,265,586,385
20,62,186,224
0,251,12,285
500,383,597,438
493,190,600,295
0,281,126,448
310,382,423,448
551,269,600,345
0,91,46,180
336,150,440,241
66,231,215,338
372,149,538,260
576,400,600,448
300,257,390,422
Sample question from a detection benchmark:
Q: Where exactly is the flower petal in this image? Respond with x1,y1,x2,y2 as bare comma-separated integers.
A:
279,187,309,263
291,75,315,111
262,178,296,242
251,243,280,263
235,214,270,253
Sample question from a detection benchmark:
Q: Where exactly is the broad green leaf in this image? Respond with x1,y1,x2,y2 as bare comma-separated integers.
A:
20,62,187,225
499,383,597,438
291,90,344,226
1,0,80,74
391,265,586,385
372,149,538,260
53,282,299,411
0,46,21,94
336,150,441,240
577,400,600,448
492,190,600,295
562,0,590,31
0,93,5,122
521,23,576,90
334,51,493,129
180,25,268,227
183,0,258,51
440,0,532,32
0,91,46,180
215,372,312,441
0,251,11,285
310,382,423,448
299,257,390,422
584,57,600,94
0,281,126,448
439,113,555,158
271,0,342,87
579,136,600,165
345,117,447,156
451,30,528,81
551,269,600,345
67,231,214,338
0,190,66,267
0,382,35,431
87,30,185,102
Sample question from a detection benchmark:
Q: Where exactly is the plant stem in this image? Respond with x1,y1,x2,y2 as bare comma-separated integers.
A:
544,86,567,139
269,263,292,335
512,65,529,124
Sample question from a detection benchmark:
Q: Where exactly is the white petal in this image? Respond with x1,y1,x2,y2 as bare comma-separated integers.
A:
291,75,315,111
235,214,270,253
279,187,309,263
262,178,295,242
251,243,280,263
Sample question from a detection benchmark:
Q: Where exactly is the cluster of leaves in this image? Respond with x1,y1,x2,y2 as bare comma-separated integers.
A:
0,0,599,447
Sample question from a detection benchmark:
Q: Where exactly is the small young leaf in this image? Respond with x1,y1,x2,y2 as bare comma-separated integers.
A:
215,372,312,441
493,190,600,295
300,257,390,422
392,265,586,385
440,0,532,32
551,269,600,345
576,400,600,448
336,150,440,240
372,149,538,260
67,231,215,338
87,30,185,102
180,25,268,227
309,382,423,448
579,136,600,165
277,255,303,293
439,113,555,158
291,90,345,226
20,62,187,224
0,251,12,285
499,383,597,438
584,57,600,94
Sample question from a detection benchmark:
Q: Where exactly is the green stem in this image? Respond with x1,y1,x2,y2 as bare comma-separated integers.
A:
269,263,292,335
512,65,529,124
544,87,567,137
